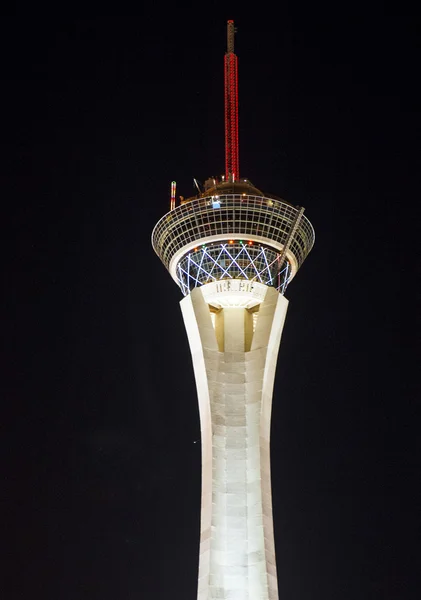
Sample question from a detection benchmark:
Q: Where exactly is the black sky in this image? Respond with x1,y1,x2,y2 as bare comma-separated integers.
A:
2,6,419,600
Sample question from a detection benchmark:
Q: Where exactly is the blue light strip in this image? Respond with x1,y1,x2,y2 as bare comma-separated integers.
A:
189,254,218,283
176,242,292,296
222,245,250,280
240,245,265,284
261,247,273,285
202,245,234,280
196,247,207,288
177,264,189,295
207,244,226,279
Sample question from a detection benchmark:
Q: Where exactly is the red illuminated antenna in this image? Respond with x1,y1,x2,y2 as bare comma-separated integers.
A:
224,20,239,183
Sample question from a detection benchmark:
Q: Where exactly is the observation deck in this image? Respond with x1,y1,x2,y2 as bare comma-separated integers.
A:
152,182,314,298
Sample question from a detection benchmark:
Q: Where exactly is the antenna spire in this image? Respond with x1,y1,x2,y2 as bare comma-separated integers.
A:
224,20,239,182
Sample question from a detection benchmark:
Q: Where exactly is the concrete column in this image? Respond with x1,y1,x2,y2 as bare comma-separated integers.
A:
181,285,288,600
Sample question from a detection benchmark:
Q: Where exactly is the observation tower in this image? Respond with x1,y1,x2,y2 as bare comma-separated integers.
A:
152,20,315,600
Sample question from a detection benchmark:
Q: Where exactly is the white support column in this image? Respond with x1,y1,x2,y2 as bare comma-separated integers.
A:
181,285,288,600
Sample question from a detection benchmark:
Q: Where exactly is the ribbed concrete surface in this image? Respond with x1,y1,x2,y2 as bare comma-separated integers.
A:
181,285,288,600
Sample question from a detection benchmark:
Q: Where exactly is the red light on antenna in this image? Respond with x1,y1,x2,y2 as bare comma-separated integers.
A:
224,21,239,182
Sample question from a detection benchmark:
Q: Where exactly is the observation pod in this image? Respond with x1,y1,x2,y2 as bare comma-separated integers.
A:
152,179,314,600
152,180,314,302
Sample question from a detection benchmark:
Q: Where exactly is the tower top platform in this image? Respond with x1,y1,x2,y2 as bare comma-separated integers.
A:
152,189,314,296
183,179,265,201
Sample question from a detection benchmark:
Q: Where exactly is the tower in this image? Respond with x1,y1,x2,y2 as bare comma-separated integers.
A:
152,20,315,600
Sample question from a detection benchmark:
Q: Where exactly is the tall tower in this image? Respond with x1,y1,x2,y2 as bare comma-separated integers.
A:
152,21,315,600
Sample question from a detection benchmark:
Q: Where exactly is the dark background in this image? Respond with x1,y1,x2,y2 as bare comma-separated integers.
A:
2,5,419,600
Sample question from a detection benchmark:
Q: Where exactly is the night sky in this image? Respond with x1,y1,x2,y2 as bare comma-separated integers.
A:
2,6,419,600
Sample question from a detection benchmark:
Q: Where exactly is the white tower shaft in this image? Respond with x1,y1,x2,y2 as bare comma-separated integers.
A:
181,285,288,600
